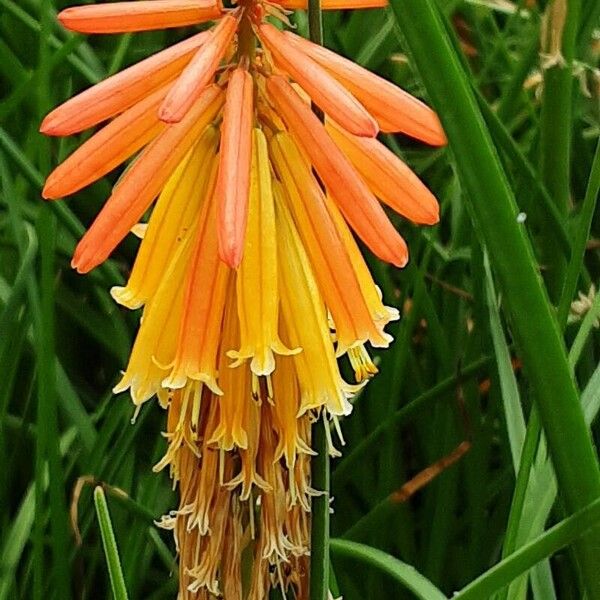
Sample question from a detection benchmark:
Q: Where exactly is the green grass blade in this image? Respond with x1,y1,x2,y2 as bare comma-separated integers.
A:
483,252,525,470
94,486,130,600
330,539,447,600
454,496,600,600
538,0,581,300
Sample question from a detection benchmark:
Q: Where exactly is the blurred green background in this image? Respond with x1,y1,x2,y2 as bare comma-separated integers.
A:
1,0,600,598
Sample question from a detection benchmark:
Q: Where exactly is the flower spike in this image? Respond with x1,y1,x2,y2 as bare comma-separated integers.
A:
258,22,378,138
41,2,446,596
58,0,223,34
216,67,254,268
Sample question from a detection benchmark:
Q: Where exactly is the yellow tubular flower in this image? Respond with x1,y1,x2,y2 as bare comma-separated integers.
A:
228,128,298,376
270,356,314,470
111,125,219,309
112,226,194,406
274,182,358,417
163,186,230,394
270,131,390,354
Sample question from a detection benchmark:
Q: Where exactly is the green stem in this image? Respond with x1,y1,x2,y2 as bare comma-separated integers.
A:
538,0,581,301
308,0,323,46
307,4,329,599
310,418,330,600
388,1,600,597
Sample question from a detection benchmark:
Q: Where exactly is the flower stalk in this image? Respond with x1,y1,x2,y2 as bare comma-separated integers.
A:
307,2,331,597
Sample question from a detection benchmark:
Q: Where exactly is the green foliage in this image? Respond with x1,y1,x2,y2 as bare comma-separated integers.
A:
1,0,600,599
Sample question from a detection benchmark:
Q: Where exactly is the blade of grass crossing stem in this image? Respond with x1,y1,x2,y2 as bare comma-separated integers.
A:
388,1,600,597
94,487,130,600
307,2,329,599
498,409,542,600
557,136,600,328
330,539,447,600
454,496,600,600
569,291,600,373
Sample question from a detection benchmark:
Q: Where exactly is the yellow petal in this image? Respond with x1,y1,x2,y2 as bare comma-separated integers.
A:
113,224,196,405
270,132,390,353
163,184,231,394
111,126,219,309
209,289,251,452
274,183,357,416
327,193,399,336
228,128,298,375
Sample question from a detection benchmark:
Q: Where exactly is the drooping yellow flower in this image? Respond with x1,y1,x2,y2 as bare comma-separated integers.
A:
41,0,446,597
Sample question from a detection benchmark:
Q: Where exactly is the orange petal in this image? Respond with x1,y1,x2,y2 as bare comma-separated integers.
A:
159,14,238,123
43,85,169,199
40,31,210,136
277,0,386,8
270,133,389,351
258,23,377,138
267,75,408,268
284,31,446,145
163,190,230,393
216,68,254,268
72,85,224,273
326,121,439,224
58,0,223,34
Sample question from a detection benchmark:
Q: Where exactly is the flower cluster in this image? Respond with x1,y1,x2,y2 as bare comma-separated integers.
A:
42,1,445,597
